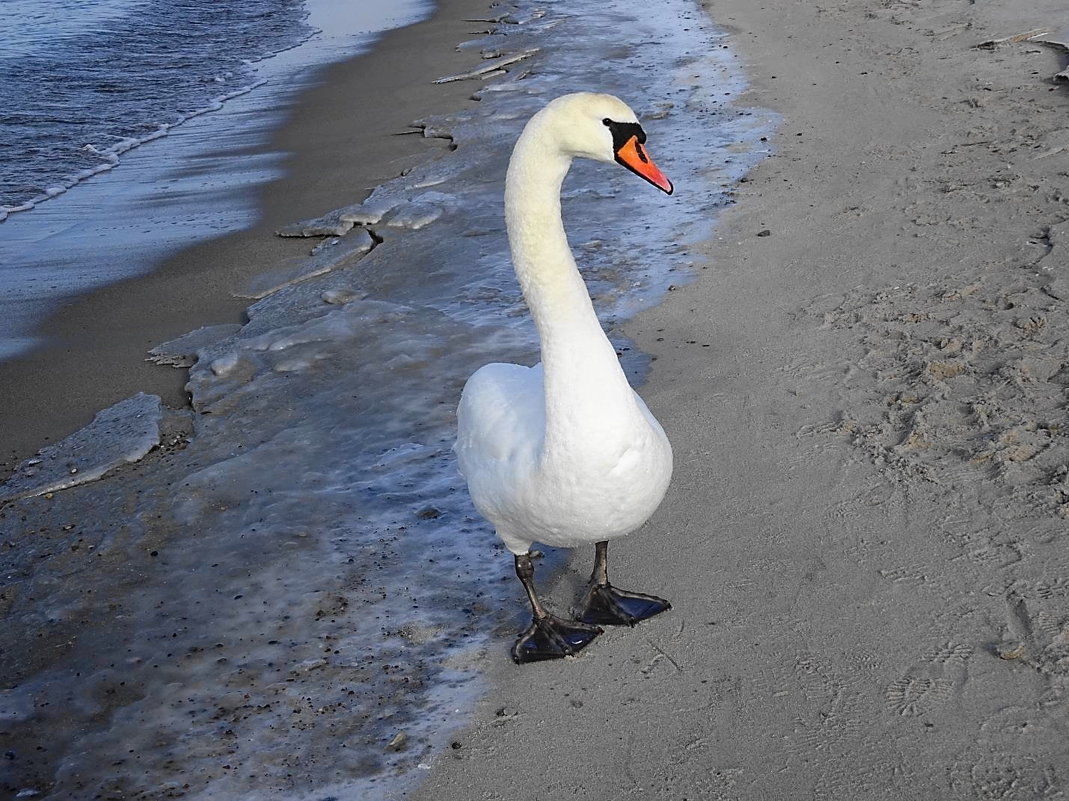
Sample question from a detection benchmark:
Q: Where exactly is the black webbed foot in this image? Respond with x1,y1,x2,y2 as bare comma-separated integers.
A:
577,583,671,627
511,614,603,664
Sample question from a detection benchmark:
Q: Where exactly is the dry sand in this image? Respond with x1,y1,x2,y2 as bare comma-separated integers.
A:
0,0,492,475
411,0,1069,798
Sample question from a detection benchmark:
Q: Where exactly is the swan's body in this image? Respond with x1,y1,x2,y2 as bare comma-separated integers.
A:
455,93,675,662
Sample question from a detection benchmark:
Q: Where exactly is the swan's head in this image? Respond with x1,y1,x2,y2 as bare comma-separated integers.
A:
541,92,673,195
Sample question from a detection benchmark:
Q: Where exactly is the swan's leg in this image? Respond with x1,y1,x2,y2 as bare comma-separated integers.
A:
512,552,602,664
576,540,671,626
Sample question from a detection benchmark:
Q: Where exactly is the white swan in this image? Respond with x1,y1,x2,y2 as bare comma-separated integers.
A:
455,93,675,663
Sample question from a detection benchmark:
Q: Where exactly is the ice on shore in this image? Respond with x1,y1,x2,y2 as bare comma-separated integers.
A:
241,228,378,299
0,0,772,798
148,324,244,368
0,393,166,503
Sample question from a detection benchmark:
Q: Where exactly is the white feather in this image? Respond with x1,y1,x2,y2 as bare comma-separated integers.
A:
455,93,673,557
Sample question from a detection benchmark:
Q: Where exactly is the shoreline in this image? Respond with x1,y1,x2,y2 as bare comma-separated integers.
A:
0,2,767,797
0,0,491,475
411,0,1069,797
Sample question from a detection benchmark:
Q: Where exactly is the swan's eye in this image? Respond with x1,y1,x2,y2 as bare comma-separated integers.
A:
602,118,612,126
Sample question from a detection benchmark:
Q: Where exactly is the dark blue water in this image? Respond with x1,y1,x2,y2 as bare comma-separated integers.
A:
0,0,312,217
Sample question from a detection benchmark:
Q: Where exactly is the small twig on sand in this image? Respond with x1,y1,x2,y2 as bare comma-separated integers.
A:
975,28,1051,49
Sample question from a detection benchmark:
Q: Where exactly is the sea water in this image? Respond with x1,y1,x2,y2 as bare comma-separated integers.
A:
0,0,433,358
0,0,307,215
0,1,774,799
0,0,437,216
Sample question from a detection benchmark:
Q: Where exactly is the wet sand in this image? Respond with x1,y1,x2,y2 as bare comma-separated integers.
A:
0,0,492,474
411,0,1069,797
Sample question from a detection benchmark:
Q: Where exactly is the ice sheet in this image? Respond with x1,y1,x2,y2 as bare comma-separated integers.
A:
0,393,165,503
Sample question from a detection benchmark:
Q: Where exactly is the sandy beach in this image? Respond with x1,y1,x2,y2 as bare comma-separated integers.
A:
3,0,1069,798
412,0,1069,798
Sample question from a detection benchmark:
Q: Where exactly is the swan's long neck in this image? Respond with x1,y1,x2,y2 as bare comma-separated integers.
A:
505,117,639,452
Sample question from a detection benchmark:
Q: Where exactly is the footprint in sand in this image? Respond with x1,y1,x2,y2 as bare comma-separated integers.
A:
885,641,972,717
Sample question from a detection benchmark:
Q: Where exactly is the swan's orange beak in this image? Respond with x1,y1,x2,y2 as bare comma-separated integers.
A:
615,135,673,195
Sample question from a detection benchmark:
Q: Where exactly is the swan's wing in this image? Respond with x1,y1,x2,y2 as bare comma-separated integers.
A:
455,362,544,477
